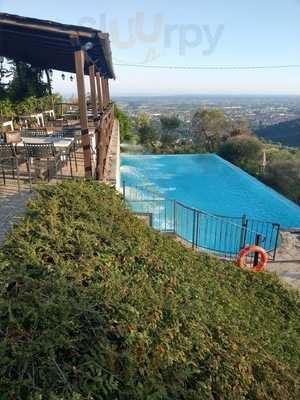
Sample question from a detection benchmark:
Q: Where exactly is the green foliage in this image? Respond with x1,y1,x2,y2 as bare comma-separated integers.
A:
7,61,51,102
0,181,299,399
150,142,205,155
0,95,61,120
191,108,234,152
0,99,15,119
114,104,133,142
230,118,252,137
219,135,263,175
159,114,181,145
136,112,159,145
262,159,300,204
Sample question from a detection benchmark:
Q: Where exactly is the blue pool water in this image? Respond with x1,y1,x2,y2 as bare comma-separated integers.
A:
121,154,300,229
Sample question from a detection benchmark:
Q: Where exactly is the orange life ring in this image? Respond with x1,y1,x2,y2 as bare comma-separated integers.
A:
237,245,268,272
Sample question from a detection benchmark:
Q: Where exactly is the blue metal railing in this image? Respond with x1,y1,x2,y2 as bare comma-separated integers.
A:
122,182,280,261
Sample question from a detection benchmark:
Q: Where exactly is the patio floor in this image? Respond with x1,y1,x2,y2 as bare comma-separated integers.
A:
0,148,87,244
0,191,32,244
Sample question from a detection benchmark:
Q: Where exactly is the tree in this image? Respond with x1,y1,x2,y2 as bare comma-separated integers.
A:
218,135,263,175
7,61,51,102
136,112,158,145
114,104,132,142
159,114,181,146
191,109,233,152
230,118,252,137
159,115,181,133
262,160,300,205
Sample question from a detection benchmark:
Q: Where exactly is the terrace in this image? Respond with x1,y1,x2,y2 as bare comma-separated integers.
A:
0,13,299,291
0,13,119,197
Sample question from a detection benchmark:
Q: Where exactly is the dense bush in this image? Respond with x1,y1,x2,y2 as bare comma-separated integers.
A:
114,104,133,143
0,99,15,119
219,135,263,175
262,159,300,205
0,95,62,121
0,181,299,399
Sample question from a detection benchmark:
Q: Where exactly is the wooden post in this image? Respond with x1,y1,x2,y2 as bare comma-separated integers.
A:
74,49,93,178
96,72,103,113
106,79,111,104
89,65,98,123
101,76,107,108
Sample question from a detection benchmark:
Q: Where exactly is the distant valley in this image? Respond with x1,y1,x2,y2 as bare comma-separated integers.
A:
256,118,300,147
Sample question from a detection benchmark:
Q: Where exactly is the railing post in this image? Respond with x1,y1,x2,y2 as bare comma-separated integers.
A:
164,200,167,232
195,211,200,250
239,215,248,250
271,224,280,261
123,180,126,200
173,201,177,234
253,234,262,267
192,209,197,249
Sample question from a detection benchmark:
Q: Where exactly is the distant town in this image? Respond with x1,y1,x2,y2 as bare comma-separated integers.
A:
114,95,300,130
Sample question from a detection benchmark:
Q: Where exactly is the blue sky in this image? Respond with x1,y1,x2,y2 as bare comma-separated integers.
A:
1,0,300,96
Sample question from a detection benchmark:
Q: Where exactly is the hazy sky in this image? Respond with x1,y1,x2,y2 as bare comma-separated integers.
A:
1,0,300,96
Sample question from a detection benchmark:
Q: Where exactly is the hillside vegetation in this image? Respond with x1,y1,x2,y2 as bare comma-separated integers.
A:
256,118,300,147
0,181,299,399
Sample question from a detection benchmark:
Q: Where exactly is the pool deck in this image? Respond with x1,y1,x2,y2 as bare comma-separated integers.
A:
269,260,300,290
269,232,300,290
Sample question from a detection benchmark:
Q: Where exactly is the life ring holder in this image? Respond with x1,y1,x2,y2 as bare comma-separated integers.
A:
237,245,268,272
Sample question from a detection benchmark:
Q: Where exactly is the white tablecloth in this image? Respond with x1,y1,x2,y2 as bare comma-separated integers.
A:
17,137,74,150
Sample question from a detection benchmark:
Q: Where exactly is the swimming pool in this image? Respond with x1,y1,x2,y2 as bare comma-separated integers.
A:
121,154,300,229
120,154,300,258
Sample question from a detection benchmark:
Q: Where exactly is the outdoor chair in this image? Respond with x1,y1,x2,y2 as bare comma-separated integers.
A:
55,129,80,172
24,143,62,189
21,128,49,138
0,143,21,192
51,131,78,176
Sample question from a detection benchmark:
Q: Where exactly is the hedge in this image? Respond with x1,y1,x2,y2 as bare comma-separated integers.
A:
0,181,299,399
0,95,62,120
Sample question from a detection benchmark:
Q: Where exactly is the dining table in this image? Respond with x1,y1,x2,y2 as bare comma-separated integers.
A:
17,136,75,151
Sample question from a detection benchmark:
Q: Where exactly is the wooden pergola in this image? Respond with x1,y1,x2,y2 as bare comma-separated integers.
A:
0,13,115,179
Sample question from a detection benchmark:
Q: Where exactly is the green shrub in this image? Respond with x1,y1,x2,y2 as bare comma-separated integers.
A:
0,99,15,119
218,135,263,175
0,181,299,399
262,159,300,205
0,95,62,120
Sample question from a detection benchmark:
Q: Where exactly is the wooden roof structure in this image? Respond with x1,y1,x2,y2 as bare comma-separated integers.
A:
0,13,115,78
0,13,116,179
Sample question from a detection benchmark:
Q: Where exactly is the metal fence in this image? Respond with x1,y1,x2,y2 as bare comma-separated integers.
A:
122,182,280,261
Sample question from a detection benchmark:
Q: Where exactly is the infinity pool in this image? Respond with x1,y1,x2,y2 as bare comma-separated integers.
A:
121,154,300,229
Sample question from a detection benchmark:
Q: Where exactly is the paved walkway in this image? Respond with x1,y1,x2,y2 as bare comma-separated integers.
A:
0,192,32,245
269,261,300,290
268,231,300,290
